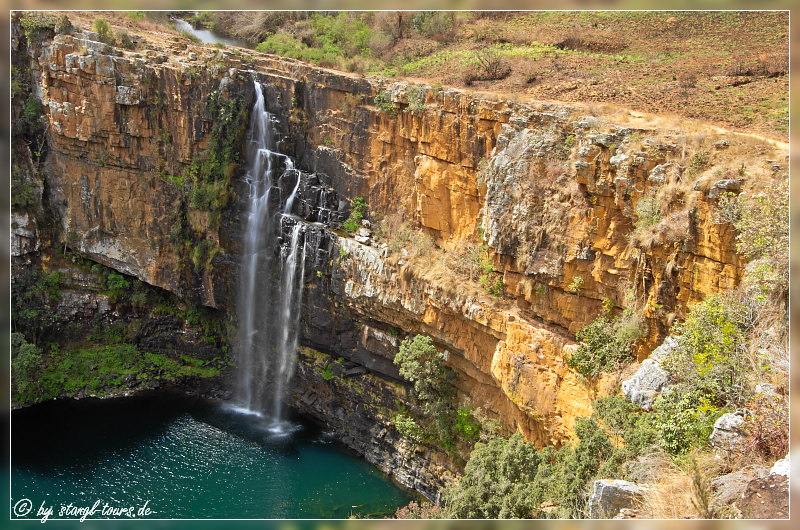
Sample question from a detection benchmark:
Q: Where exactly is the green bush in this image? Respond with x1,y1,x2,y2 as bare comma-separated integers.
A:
654,386,724,454
734,178,789,299
55,14,72,34
374,89,395,115
444,433,543,518
394,335,459,446
92,18,113,44
405,85,426,115
662,293,753,410
568,308,644,377
20,13,58,41
11,166,36,209
341,197,367,232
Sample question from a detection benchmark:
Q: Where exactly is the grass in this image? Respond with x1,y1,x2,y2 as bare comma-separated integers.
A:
15,343,221,403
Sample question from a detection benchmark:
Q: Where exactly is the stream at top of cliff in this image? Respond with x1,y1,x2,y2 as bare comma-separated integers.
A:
172,18,251,48
11,391,414,519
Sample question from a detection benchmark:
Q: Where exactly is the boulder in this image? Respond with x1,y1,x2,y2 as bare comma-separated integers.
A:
621,335,676,410
709,411,747,456
711,465,770,505
769,453,789,477
588,479,648,519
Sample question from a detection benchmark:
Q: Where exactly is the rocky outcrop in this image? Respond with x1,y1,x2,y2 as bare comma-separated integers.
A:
588,479,648,519
709,411,748,457
288,347,457,502
621,335,675,410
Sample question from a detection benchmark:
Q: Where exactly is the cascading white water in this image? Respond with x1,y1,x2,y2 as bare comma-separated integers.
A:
237,80,307,424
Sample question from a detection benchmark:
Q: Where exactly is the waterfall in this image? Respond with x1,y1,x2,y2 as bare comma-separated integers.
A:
236,80,306,423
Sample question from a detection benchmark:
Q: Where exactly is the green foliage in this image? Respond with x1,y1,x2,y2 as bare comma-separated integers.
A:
11,341,222,404
374,89,395,115
191,240,221,274
386,324,400,336
55,14,73,34
663,294,753,409
20,13,58,41
394,335,464,447
116,29,136,50
341,197,368,232
180,30,202,45
634,188,662,231
653,386,724,454
404,85,426,115
568,308,644,377
734,178,789,298
391,410,424,443
321,362,335,381
455,404,482,440
564,134,576,148
255,13,372,68
127,11,146,22
444,433,543,518
92,18,113,44
11,268,58,345
11,166,37,209
567,275,584,293
11,333,42,397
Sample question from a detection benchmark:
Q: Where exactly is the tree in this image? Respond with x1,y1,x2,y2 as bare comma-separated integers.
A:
394,335,457,445
444,433,543,518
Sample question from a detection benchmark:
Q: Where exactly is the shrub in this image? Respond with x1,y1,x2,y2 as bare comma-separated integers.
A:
734,178,788,299
92,18,113,44
394,335,458,446
663,294,752,407
444,433,543,518
391,410,424,442
567,275,584,293
568,308,644,377
20,13,57,41
11,333,42,397
116,29,136,50
404,85,426,115
473,45,511,80
11,166,36,209
180,30,202,45
55,14,72,34
341,197,367,232
374,89,395,115
653,386,723,454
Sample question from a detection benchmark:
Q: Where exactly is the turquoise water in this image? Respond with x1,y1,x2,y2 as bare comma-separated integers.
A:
11,392,413,519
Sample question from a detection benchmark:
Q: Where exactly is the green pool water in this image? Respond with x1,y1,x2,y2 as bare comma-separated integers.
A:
11,391,414,519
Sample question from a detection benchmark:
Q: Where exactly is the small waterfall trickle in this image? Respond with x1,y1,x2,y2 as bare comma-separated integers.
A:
236,80,307,424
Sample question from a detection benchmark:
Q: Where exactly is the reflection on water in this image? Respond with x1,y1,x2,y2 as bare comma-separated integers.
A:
172,18,251,48
11,391,414,519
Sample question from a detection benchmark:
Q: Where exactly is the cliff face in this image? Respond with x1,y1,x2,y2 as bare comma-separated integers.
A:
13,19,766,497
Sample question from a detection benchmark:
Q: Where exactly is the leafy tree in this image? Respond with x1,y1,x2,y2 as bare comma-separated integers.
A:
444,433,543,518
394,335,458,446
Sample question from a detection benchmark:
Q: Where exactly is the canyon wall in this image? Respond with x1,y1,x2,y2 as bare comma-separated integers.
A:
12,19,763,498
